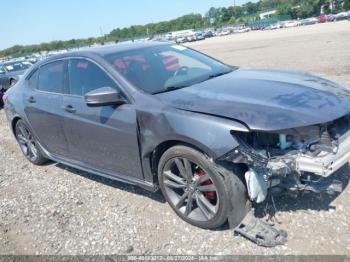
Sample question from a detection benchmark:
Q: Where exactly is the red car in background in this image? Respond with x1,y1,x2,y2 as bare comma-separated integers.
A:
319,14,337,23
319,15,328,23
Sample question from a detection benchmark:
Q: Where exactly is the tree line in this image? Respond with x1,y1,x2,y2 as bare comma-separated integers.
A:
1,0,349,58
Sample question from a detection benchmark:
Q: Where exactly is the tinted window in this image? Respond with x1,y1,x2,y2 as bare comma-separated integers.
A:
38,60,65,93
28,69,39,89
69,59,118,96
105,44,231,94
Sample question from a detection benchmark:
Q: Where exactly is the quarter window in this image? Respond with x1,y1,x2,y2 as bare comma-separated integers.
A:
28,69,39,89
69,59,118,96
38,60,65,93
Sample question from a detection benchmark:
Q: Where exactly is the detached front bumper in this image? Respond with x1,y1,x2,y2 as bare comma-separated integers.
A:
295,132,350,177
223,130,350,203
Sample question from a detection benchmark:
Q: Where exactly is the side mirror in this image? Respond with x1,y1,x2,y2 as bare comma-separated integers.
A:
84,87,126,107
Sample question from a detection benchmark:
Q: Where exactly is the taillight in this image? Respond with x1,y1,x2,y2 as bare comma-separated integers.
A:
2,94,8,105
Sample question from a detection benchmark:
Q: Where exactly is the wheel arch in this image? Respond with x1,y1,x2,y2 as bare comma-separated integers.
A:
11,116,22,135
141,136,218,187
149,138,212,173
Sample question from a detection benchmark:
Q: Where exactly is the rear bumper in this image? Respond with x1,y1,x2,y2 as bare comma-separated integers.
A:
295,132,350,176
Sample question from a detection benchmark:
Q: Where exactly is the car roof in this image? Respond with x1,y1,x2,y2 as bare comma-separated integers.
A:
41,41,173,64
88,41,171,55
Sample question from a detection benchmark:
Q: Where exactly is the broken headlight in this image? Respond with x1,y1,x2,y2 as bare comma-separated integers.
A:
277,126,321,151
234,126,322,155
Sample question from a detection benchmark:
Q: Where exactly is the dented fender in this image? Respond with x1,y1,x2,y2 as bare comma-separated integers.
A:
134,95,249,183
138,108,248,158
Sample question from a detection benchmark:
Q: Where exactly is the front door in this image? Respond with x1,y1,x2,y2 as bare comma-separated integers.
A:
62,58,143,179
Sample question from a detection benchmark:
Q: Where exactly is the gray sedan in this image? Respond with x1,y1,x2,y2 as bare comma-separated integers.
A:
4,41,350,230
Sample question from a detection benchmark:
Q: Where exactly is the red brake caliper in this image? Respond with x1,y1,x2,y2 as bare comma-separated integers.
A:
198,170,217,201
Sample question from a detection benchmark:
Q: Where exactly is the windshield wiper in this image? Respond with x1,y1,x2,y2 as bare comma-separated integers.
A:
207,70,231,79
152,85,190,95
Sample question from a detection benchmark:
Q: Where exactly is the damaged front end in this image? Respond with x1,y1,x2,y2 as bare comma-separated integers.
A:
221,114,350,203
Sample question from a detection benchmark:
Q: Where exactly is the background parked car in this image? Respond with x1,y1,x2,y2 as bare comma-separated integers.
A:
264,23,282,30
251,25,263,30
0,90,4,109
235,26,251,33
334,11,350,21
319,15,329,23
0,61,32,90
283,20,300,28
300,17,319,26
326,14,336,22
194,32,205,41
185,35,196,42
203,31,214,38
175,36,187,44
219,29,231,36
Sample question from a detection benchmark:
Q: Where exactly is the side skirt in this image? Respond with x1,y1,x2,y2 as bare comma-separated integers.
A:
38,143,158,192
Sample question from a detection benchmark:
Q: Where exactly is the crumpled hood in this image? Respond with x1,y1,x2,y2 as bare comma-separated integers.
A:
156,68,350,131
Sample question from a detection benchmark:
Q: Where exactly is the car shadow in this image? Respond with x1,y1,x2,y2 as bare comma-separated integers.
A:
53,161,349,231
55,163,166,203
254,164,350,219
55,162,233,231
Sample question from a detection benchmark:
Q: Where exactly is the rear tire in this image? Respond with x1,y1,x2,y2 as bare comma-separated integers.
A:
158,145,249,229
15,120,48,165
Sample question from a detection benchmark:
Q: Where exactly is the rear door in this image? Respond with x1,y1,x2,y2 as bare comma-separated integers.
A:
24,60,69,157
62,58,143,179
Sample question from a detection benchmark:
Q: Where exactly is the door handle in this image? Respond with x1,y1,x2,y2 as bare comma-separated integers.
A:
27,96,36,103
63,105,76,113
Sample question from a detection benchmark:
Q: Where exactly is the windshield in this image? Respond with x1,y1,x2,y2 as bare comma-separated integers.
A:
4,62,31,72
105,44,232,94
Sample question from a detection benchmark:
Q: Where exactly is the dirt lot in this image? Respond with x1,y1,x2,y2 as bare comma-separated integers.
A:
1,21,350,255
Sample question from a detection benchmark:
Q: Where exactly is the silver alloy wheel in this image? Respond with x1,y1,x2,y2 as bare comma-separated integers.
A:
16,123,38,162
162,157,219,222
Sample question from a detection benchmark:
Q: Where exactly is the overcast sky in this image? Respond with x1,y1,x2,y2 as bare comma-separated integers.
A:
1,0,258,50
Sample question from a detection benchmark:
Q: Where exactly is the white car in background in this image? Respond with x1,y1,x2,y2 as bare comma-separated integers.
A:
283,20,300,28
186,35,196,42
175,36,187,43
236,26,251,33
219,30,231,36
269,23,282,30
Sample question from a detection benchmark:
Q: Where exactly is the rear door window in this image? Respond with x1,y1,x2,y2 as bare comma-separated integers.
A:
38,60,66,93
68,59,118,96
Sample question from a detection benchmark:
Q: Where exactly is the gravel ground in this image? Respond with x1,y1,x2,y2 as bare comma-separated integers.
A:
1,21,350,255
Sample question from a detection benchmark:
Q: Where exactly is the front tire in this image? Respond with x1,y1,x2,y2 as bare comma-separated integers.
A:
158,145,248,229
15,120,48,165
